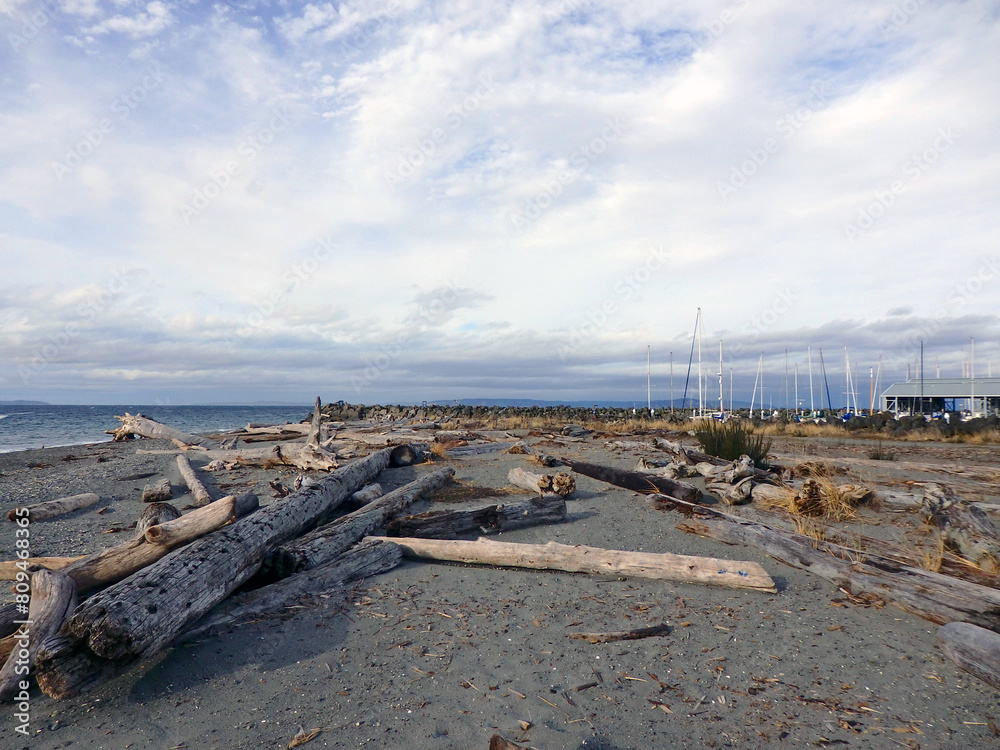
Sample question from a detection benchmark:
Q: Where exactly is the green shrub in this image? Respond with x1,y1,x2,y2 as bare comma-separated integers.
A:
695,420,772,468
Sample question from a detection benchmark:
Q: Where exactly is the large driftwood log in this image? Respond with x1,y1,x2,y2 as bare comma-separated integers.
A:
649,493,1000,631
60,492,259,593
564,459,702,503
176,455,213,506
179,538,401,643
936,621,1000,689
261,468,455,579
386,494,567,539
0,601,21,639
375,536,776,592
199,442,341,472
508,467,575,498
0,570,76,701
6,493,101,523
921,483,1000,573
108,413,219,448
1,557,81,580
35,447,396,699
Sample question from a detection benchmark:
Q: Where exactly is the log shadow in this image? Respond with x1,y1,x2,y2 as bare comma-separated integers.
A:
127,592,358,701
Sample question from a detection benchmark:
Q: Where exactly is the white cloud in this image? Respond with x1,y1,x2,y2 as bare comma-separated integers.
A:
83,0,171,38
1,0,999,403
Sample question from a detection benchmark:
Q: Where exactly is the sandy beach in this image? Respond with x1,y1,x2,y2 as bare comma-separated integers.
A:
2,427,1000,750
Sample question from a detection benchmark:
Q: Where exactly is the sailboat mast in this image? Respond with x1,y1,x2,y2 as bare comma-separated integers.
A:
647,345,651,416
750,355,761,415
808,346,815,414
784,349,789,411
718,340,723,417
971,337,976,415
697,308,703,416
794,363,799,416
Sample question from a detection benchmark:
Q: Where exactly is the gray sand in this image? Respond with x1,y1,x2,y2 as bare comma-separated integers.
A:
1,434,999,749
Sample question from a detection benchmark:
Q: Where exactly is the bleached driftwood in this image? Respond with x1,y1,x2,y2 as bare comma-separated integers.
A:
374,536,776,592
141,477,171,503
261,468,455,579
198,442,341,472
922,483,1000,573
35,447,396,699
387,494,567,539
650,493,1000,631
107,413,219,449
564,459,702,502
134,502,181,537
508,467,575,498
0,570,76,701
176,455,213,506
0,557,81,580
937,621,1000,689
179,538,402,643
6,493,100,523
350,483,384,505
59,493,259,593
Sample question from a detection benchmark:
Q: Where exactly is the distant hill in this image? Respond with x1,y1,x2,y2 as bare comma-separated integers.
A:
0,400,49,405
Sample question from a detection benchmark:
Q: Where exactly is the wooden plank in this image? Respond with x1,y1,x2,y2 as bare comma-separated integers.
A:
371,536,777,592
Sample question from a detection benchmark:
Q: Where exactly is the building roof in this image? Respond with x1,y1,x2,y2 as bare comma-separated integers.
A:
881,377,1000,399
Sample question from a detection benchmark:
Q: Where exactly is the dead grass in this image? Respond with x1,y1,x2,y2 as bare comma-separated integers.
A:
754,477,871,522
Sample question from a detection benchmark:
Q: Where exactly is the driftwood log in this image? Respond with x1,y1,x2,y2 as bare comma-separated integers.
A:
260,468,455,580
34,447,397,699
387,494,567,539
141,477,172,503
0,601,22,639
176,455,213,506
108,413,219,448
653,437,728,465
134,502,182,537
179,538,402,643
0,570,76,702
350,483,384,505
389,444,425,467
649,493,1000,632
374,536,776,592
508,467,575,498
921,483,1000,573
936,621,1000,689
6,493,101,523
60,492,259,593
1,557,81,579
200,442,342,472
564,459,702,502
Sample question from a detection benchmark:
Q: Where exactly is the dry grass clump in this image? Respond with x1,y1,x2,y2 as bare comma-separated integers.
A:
755,478,875,522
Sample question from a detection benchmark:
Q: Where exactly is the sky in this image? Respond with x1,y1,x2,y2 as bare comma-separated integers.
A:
1,0,998,407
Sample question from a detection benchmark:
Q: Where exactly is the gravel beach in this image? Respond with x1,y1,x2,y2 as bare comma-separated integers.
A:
2,430,1000,750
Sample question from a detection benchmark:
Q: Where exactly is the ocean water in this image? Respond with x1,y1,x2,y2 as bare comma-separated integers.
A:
0,404,313,453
